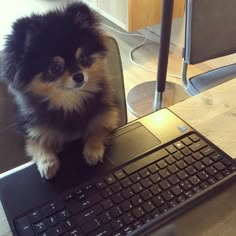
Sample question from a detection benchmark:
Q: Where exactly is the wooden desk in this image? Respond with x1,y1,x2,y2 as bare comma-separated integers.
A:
0,79,236,236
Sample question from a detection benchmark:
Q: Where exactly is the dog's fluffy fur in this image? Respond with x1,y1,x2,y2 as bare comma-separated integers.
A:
1,2,120,179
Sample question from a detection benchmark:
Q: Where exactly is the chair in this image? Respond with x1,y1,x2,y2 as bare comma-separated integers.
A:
0,35,127,173
105,36,127,126
182,0,236,96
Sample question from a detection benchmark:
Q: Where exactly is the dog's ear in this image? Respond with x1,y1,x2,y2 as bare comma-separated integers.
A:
11,17,39,54
65,2,98,29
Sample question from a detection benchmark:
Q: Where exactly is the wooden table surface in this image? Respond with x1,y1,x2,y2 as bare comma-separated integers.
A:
0,79,236,236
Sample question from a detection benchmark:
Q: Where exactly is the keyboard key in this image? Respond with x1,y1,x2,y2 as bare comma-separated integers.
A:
148,163,159,173
194,161,205,171
159,169,171,178
120,200,133,212
67,193,102,214
185,166,197,175
189,141,207,152
189,134,200,142
140,178,152,188
156,160,167,169
133,221,143,229
81,219,101,234
214,162,226,171
162,190,174,202
110,206,122,218
207,177,217,185
130,173,141,183
111,182,122,193
210,153,222,161
139,168,151,178
181,137,193,146
171,185,183,196
88,225,112,236
122,188,134,199
131,183,144,193
76,205,103,225
181,147,192,156
95,180,107,190
165,156,176,165
168,175,180,185
166,145,177,154
173,151,184,160
174,141,185,150
29,211,42,224
50,225,64,236
58,209,71,221
180,180,192,191
104,174,116,185
192,152,204,161
132,207,145,218
185,190,194,198
99,212,112,224
46,215,59,228
123,149,168,175
101,188,113,198
142,201,155,213
177,170,189,180
159,180,171,190
114,169,126,180
123,226,134,235
176,160,187,169
140,190,152,201
112,193,124,204
159,204,170,213
189,176,201,185
142,215,152,223
150,173,161,183
101,199,113,210
167,164,179,174
62,218,76,231
200,146,215,156
153,196,164,207
16,217,34,236
34,221,47,234
150,185,162,195
41,201,64,217
215,173,224,180
120,177,132,188
184,156,195,165
111,219,124,231
130,195,143,206
122,212,135,225
67,228,83,236
197,171,209,181
221,158,233,167
202,157,214,166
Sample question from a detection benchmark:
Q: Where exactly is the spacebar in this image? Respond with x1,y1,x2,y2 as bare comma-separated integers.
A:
123,149,169,175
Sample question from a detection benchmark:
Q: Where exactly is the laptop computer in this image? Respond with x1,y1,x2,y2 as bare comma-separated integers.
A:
0,108,235,236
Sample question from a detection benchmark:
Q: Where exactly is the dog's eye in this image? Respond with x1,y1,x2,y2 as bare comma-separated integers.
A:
79,56,90,67
49,63,64,76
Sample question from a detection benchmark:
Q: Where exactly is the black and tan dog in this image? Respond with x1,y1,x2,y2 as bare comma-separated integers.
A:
1,2,120,179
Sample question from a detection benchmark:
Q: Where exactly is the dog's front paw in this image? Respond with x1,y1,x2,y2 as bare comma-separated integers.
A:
83,143,105,165
37,156,60,179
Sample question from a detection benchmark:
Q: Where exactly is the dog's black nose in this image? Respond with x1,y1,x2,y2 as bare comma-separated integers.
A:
73,72,84,83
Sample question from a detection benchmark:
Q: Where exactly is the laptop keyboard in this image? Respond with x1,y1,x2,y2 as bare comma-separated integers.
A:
15,132,236,236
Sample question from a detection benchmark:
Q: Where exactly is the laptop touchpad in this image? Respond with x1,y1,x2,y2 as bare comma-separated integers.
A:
105,122,161,166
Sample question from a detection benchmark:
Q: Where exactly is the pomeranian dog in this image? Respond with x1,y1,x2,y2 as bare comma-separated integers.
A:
1,2,120,179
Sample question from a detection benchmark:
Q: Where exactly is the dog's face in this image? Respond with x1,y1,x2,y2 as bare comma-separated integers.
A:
3,3,108,112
